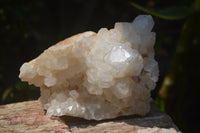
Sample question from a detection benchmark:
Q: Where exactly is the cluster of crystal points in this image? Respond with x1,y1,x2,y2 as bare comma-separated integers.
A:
19,15,159,120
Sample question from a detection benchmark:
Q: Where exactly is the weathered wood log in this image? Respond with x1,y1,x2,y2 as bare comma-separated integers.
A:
0,100,181,133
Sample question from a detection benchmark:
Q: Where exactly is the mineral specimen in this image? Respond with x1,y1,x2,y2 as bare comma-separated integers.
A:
19,15,159,120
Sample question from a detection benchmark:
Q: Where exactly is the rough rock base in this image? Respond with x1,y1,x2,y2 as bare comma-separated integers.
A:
0,100,181,133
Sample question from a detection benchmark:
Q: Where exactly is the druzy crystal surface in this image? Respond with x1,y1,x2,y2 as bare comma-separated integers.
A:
19,15,159,120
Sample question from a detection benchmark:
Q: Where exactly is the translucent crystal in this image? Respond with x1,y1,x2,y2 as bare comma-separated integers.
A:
19,15,159,120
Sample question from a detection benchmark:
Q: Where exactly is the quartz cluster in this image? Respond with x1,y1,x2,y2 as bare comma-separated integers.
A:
19,15,159,120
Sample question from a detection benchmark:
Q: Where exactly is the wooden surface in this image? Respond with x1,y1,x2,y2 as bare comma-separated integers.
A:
0,100,181,133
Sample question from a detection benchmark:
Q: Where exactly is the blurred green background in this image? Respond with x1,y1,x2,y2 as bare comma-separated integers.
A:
0,0,200,132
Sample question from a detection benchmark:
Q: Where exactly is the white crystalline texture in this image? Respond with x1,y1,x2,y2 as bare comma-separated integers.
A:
19,15,159,120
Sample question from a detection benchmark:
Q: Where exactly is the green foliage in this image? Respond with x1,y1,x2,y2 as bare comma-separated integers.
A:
1,82,39,104
155,96,165,112
129,2,192,20
195,0,200,10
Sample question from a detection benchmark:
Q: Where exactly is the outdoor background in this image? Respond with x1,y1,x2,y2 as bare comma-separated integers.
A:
0,0,200,132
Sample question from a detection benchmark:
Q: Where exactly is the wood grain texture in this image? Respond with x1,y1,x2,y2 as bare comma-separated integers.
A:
0,100,181,133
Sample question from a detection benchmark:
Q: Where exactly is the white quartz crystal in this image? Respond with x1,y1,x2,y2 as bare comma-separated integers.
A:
19,15,159,120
